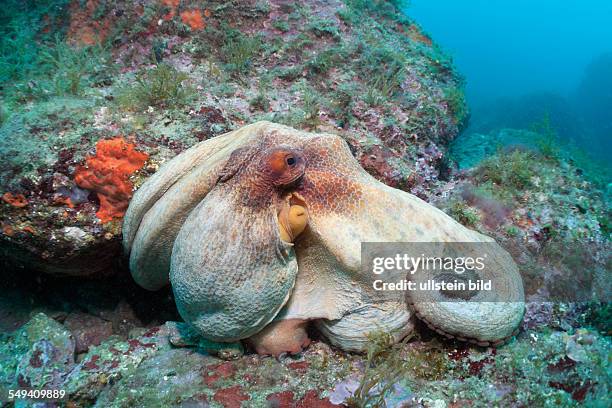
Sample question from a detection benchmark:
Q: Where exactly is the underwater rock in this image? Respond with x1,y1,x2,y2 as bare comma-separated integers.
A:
439,139,610,306
63,312,113,354
94,348,218,407
328,375,361,404
1,310,610,406
61,226,91,249
565,329,595,363
450,128,544,170
63,324,175,403
124,121,524,354
67,326,352,405
522,302,554,330
0,313,75,404
1,314,351,405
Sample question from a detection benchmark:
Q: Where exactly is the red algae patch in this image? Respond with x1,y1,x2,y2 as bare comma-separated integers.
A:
296,390,341,408
287,360,310,373
66,0,114,45
203,361,236,386
407,24,433,46
266,391,295,408
213,385,250,408
2,192,28,208
74,137,148,223
2,224,14,237
181,9,206,30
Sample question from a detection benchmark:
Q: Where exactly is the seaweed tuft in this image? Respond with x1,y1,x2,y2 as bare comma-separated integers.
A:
118,63,194,110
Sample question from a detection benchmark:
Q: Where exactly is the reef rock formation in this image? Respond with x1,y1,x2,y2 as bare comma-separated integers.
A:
124,121,524,353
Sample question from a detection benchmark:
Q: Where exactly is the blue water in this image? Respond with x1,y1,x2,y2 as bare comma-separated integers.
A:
408,0,612,104
408,1,612,164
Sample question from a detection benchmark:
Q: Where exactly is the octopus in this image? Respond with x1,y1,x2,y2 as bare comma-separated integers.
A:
123,121,524,356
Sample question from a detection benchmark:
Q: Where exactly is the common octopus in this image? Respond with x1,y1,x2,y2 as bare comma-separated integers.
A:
123,121,524,356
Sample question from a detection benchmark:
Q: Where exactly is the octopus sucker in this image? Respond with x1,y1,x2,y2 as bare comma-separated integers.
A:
410,301,525,347
124,121,525,355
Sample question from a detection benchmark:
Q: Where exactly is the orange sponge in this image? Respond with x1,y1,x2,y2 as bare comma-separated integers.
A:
2,192,28,208
181,10,206,30
75,138,148,223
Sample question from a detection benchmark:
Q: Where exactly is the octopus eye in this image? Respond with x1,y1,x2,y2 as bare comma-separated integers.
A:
286,156,296,167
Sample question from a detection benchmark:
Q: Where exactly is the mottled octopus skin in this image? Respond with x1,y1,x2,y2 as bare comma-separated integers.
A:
123,121,525,352
171,145,305,341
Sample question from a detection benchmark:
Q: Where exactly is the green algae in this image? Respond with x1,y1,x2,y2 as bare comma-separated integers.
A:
475,150,537,192
0,104,7,126
341,327,611,407
220,31,264,76
117,64,194,111
346,331,412,408
39,38,115,97
447,200,481,228
0,96,101,190
0,0,71,84
451,126,611,192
